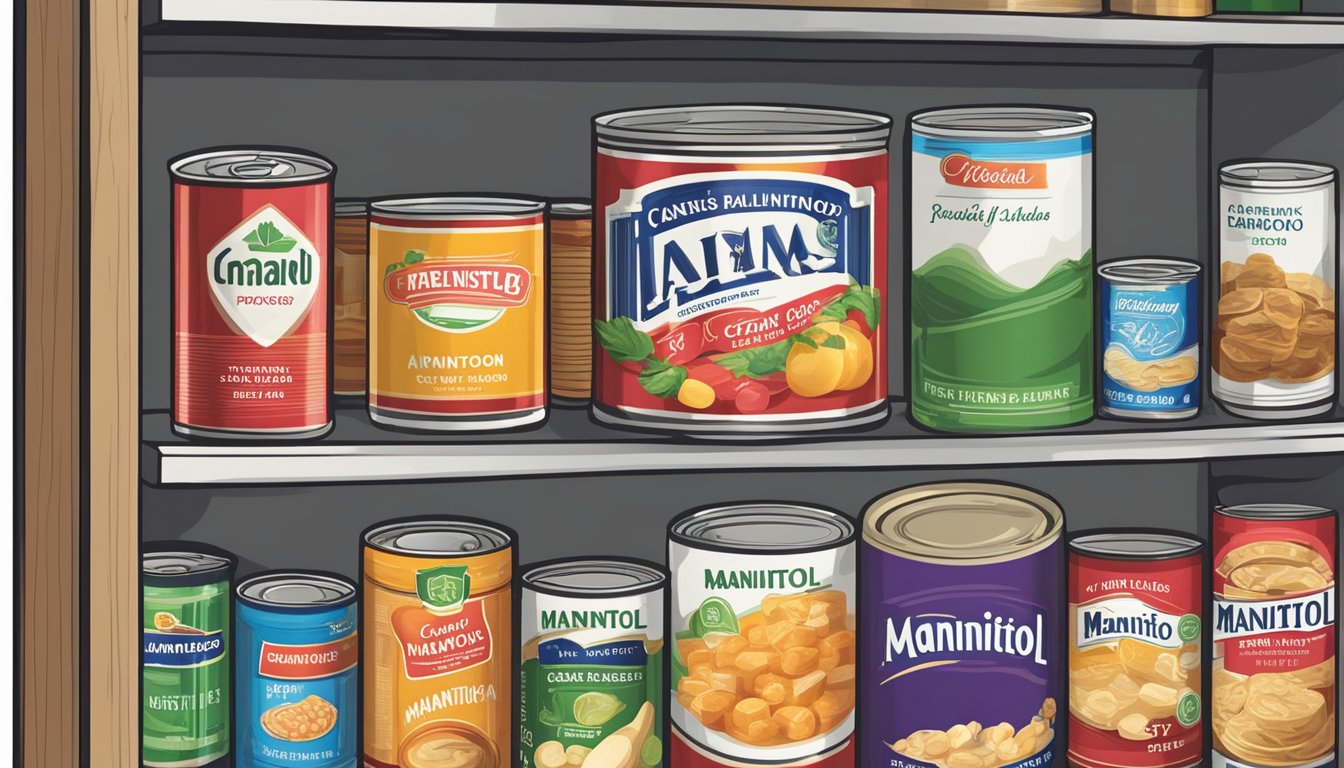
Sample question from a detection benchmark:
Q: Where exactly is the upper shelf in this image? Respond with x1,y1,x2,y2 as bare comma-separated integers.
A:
152,1,1344,46
143,404,1344,485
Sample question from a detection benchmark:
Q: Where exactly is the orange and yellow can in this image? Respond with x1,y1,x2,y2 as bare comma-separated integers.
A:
369,196,546,430
362,518,516,768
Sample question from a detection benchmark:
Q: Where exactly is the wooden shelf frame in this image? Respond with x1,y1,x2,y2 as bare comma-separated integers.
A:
23,0,139,762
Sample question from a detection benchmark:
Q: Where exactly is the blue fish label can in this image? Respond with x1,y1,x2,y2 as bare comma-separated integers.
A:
236,571,359,768
1099,258,1201,419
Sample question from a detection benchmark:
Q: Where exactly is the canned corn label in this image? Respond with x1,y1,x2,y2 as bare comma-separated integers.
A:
369,214,544,419
1068,552,1203,768
520,592,665,768
1102,280,1199,414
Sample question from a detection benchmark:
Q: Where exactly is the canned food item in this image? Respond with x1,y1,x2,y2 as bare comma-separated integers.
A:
910,107,1094,432
1215,161,1338,419
1212,505,1337,768
171,148,335,439
334,199,369,397
667,503,857,768
362,518,515,768
1068,531,1204,768
549,202,594,404
1098,259,1201,419
235,571,359,768
593,105,891,433
369,197,546,430
520,558,668,768
860,482,1064,768
143,546,236,767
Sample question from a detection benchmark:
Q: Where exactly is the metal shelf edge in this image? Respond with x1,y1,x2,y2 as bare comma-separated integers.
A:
156,1,1344,46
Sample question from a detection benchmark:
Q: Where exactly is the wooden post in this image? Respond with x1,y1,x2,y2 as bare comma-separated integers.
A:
25,0,140,762
87,0,141,761
23,0,82,761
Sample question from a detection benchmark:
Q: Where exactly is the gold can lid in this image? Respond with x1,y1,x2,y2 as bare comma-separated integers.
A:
864,482,1063,564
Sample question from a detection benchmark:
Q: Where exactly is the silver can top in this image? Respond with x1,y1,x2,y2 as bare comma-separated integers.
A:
363,518,514,557
1098,258,1201,286
170,148,334,184
595,105,891,155
1069,530,1204,561
669,503,855,554
549,201,593,218
335,199,368,218
523,558,666,597
371,196,545,220
143,549,234,587
911,106,1094,140
1217,504,1335,521
1220,161,1336,190
236,571,357,609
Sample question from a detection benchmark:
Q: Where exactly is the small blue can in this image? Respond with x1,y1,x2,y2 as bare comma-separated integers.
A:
1099,258,1202,419
235,571,358,768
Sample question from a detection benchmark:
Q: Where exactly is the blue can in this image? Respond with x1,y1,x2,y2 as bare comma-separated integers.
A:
235,571,358,768
1099,258,1201,419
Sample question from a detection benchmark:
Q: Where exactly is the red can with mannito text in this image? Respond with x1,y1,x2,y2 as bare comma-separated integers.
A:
171,148,334,439
1068,531,1204,768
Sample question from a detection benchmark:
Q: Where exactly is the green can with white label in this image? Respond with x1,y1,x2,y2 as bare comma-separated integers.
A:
520,558,667,768
910,106,1096,432
142,546,235,767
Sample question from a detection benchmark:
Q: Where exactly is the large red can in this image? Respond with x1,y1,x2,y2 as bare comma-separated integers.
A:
1212,505,1337,768
171,148,334,439
1068,530,1204,768
593,105,890,434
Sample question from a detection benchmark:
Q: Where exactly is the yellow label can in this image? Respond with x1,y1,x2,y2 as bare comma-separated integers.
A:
369,196,546,430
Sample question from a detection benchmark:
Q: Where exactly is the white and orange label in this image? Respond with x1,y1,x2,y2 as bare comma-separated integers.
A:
938,154,1048,190
369,214,544,417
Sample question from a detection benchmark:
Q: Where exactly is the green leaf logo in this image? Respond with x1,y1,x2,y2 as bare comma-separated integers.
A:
243,221,298,253
417,565,471,613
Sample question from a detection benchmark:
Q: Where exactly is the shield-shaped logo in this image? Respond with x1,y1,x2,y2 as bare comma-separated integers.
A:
416,565,471,614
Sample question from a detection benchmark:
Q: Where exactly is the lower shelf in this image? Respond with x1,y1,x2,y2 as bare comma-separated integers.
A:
141,402,1344,485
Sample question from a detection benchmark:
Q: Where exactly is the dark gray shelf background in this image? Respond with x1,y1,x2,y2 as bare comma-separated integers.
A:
139,34,1344,577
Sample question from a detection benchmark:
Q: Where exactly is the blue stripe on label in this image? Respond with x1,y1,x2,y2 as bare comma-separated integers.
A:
608,177,870,323
144,630,226,666
912,133,1091,161
539,638,649,666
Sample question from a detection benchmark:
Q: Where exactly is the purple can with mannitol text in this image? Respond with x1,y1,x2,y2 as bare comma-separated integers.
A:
860,482,1065,768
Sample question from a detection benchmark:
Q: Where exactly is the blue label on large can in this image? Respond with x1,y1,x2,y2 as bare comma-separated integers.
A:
236,601,358,768
1101,278,1200,414
144,630,227,667
607,176,872,324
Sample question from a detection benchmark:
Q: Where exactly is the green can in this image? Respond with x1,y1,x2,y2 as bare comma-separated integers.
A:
910,107,1095,432
520,558,667,768
142,546,235,767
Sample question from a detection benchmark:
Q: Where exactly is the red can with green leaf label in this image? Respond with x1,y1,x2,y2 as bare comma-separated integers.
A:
593,105,891,433
171,147,334,439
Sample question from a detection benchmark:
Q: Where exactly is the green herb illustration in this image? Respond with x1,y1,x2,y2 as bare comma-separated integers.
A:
595,279,880,398
242,221,298,253
385,248,426,277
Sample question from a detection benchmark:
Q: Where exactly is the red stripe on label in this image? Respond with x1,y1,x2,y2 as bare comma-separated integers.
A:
258,635,358,680
371,214,544,229
369,392,544,415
